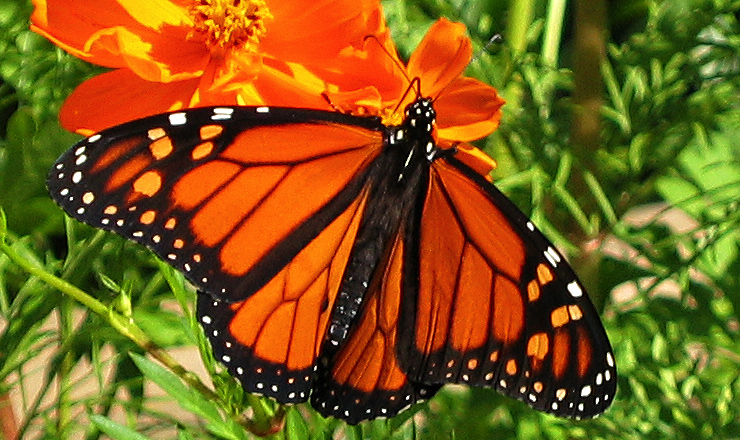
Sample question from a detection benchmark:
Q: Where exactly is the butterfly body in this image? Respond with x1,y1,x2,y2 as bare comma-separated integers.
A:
325,98,439,351
49,98,616,424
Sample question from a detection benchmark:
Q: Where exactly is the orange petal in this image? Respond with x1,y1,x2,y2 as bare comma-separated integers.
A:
261,0,385,66
31,0,142,66
323,87,384,116
407,18,472,97
310,30,406,105
435,77,505,142
116,0,192,30
451,142,497,179
244,62,336,110
32,0,210,81
84,26,209,82
60,69,200,134
31,0,188,65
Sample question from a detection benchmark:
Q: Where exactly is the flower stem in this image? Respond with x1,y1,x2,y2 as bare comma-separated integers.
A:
0,221,267,434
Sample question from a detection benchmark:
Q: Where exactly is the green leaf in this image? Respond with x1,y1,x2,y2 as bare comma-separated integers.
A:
89,415,151,440
129,353,229,433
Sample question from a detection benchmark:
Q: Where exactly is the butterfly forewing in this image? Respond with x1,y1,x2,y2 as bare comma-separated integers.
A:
48,106,385,303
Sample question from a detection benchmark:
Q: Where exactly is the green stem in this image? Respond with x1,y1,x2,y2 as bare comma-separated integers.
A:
542,0,567,68
0,235,269,435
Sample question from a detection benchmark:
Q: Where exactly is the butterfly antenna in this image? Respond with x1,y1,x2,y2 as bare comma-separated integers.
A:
482,34,504,56
363,35,414,87
390,77,422,116
363,35,423,118
430,34,503,104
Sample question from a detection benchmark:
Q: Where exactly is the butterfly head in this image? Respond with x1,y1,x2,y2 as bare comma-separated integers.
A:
400,98,439,161
404,98,436,130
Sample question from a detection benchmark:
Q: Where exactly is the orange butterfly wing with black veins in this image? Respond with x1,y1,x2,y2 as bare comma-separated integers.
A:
310,228,439,423
48,97,616,424
48,106,385,303
48,106,386,403
196,187,371,402
395,155,616,418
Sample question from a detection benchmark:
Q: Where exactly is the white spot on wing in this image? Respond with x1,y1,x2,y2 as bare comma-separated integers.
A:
256,106,270,113
544,246,561,266
567,280,583,297
168,112,187,126
72,171,83,183
88,134,102,143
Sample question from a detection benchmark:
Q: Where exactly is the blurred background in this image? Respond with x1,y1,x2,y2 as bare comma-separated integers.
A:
1,0,739,438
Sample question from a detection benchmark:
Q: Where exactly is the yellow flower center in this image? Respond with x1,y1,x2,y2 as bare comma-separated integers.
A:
191,0,272,51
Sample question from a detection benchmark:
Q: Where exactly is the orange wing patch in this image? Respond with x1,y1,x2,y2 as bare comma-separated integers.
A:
397,157,616,419
311,230,437,423
52,107,385,305
197,191,369,404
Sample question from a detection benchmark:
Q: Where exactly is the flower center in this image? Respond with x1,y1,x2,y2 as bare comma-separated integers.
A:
191,0,272,51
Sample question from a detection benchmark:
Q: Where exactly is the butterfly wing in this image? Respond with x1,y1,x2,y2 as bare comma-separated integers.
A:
310,226,439,424
48,106,387,402
48,106,385,302
397,154,616,418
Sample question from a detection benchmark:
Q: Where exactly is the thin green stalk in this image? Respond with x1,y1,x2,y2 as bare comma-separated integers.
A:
506,0,535,57
0,226,274,435
502,0,535,103
57,299,74,436
542,0,567,68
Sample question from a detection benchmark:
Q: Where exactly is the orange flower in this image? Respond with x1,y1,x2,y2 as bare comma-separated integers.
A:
324,18,505,177
31,0,386,134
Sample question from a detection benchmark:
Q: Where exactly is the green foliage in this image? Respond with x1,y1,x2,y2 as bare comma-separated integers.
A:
1,0,740,438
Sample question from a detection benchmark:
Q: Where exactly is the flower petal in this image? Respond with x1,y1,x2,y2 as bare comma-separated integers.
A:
435,77,504,142
31,0,146,65
32,0,209,80
323,87,384,116
244,61,335,109
116,0,192,30
60,69,200,134
85,26,209,81
309,30,406,111
408,18,472,97
261,0,385,66
450,142,497,180
31,0,186,61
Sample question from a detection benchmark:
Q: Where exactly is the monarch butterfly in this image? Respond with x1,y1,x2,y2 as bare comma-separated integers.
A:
48,94,616,424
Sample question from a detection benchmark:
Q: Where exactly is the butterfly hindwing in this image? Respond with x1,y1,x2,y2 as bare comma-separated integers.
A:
396,154,616,418
310,227,439,423
48,106,385,303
